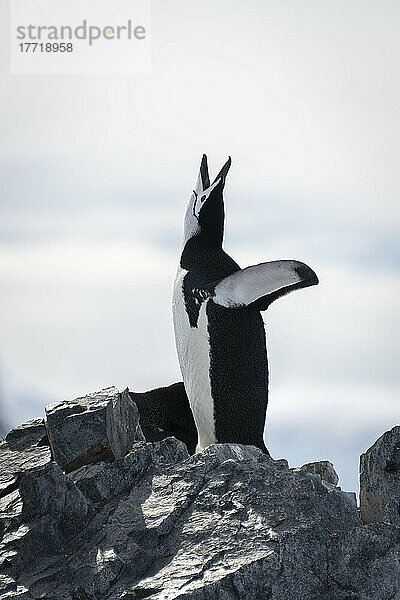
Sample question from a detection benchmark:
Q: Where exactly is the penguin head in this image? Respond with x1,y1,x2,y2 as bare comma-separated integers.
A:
182,155,231,248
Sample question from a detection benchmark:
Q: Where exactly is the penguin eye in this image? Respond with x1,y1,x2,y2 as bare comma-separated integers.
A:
201,195,206,202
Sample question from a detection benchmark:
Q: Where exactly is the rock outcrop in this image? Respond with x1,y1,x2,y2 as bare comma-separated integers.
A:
360,425,400,527
45,387,145,473
293,459,339,486
0,417,50,500
0,386,399,599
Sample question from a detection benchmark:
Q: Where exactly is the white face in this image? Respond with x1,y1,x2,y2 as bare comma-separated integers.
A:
182,170,221,247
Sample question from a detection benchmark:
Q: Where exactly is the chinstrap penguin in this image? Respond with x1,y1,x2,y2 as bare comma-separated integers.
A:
172,155,318,454
130,383,197,454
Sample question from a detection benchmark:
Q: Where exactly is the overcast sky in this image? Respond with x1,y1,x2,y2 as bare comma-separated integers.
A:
0,0,399,493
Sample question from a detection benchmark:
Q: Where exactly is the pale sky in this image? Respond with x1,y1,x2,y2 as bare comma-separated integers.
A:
0,0,399,492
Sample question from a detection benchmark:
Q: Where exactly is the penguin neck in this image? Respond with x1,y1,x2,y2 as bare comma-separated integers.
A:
180,234,223,273
196,187,225,249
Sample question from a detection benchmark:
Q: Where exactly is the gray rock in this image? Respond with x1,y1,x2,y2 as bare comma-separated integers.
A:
112,444,362,600
1,398,399,600
327,523,400,600
5,418,48,451
45,387,145,473
0,575,35,599
19,462,94,538
0,489,23,540
2,435,391,600
0,418,51,499
106,388,146,460
294,459,339,486
360,425,400,526
0,436,188,599
71,437,189,504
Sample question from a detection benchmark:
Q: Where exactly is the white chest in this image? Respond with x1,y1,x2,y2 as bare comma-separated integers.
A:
172,267,216,451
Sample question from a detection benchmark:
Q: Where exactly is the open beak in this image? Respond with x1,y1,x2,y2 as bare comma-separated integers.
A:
199,154,210,190
212,156,231,187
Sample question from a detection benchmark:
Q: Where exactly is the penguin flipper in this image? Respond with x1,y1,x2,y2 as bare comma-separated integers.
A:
202,260,318,311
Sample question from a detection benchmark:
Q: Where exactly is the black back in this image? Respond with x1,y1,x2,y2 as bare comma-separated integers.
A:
130,383,197,454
